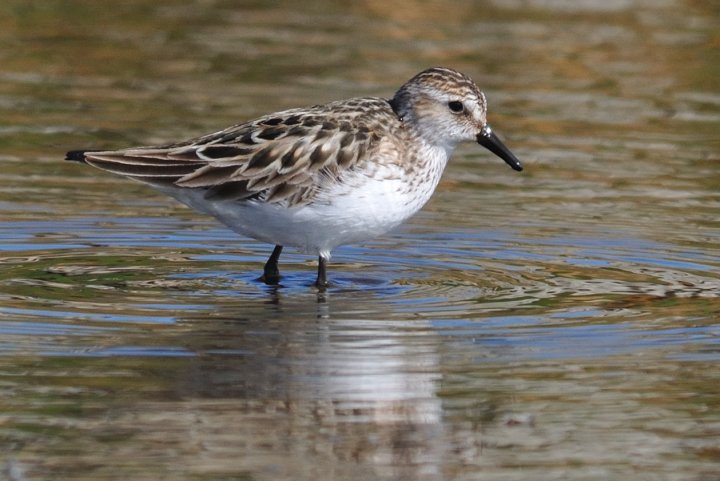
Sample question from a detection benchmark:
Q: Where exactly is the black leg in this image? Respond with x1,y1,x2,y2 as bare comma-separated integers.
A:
315,255,329,290
260,245,283,284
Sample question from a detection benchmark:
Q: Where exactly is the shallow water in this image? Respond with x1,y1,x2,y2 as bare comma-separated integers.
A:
1,1,719,480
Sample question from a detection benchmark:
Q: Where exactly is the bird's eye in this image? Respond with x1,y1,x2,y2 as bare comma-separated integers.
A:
448,101,464,113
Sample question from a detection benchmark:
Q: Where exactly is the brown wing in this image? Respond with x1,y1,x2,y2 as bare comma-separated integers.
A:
81,99,391,206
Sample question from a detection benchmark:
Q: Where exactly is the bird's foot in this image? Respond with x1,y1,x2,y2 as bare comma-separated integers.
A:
313,279,329,291
260,271,281,285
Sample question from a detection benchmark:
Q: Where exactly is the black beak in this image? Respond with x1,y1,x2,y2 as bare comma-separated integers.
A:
477,125,523,172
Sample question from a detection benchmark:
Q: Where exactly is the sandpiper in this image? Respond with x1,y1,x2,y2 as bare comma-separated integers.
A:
66,67,523,288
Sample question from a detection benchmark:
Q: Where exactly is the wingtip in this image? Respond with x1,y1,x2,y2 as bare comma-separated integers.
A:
65,150,88,162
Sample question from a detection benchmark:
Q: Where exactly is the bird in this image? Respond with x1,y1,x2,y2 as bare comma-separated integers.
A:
66,67,523,289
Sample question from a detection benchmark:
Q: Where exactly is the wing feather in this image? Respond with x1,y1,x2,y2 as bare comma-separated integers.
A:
79,97,398,205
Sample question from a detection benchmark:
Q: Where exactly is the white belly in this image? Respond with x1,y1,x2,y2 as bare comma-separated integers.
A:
157,162,445,257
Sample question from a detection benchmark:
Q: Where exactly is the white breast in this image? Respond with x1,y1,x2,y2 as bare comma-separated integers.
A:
157,145,450,257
